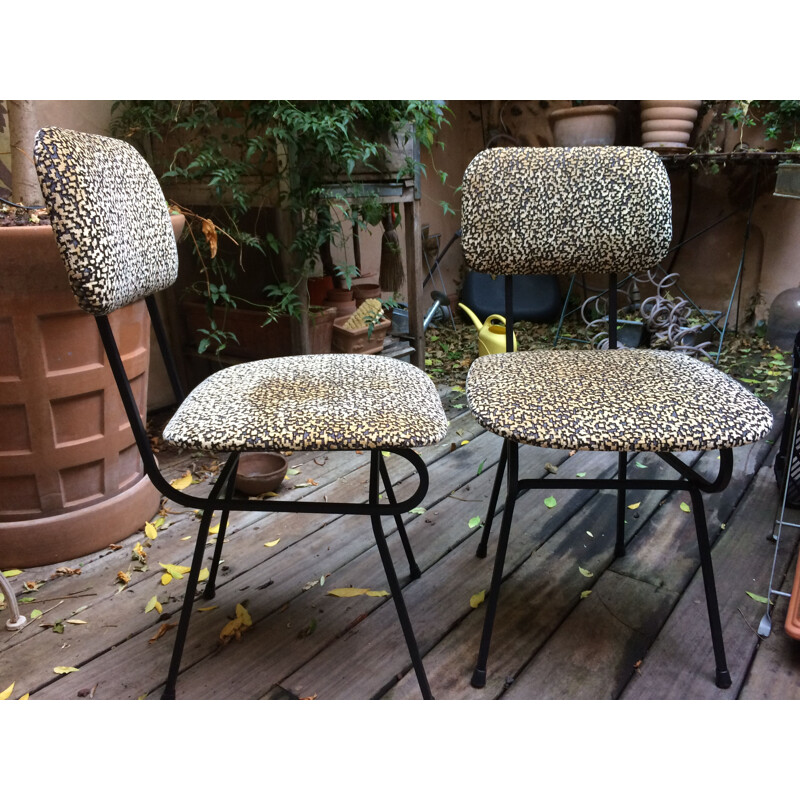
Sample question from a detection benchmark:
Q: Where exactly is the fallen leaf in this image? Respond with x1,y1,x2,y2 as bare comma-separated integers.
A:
544,496,557,508
209,524,220,535
586,530,594,538
545,462,558,474
366,590,389,597
628,502,641,510
576,472,586,478
468,515,482,529
264,538,281,547
159,562,191,580
580,590,592,599
327,587,371,597
235,604,252,626
635,461,648,469
53,666,79,674
30,609,43,619
171,471,193,491
148,623,177,643
2,569,22,578
461,440,470,446
161,574,172,586
680,502,691,513
66,620,88,625
19,693,29,700
116,571,131,585
579,566,593,578
144,522,158,540
303,579,320,591
470,590,486,609
746,591,771,604
197,606,218,612
409,507,426,515
107,544,123,551
144,596,159,614
477,460,485,475
0,683,14,700
133,542,148,562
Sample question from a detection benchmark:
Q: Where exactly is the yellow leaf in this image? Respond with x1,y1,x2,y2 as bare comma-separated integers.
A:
0,683,14,700
461,440,470,446
198,568,210,583
470,590,486,609
181,536,191,541
171,471,193,491
264,538,281,547
579,566,594,578
161,574,172,585
209,524,220,535
66,619,87,624
155,601,163,614
327,587,371,598
2,569,22,578
144,522,158,540
627,502,641,510
366,590,389,597
220,618,243,643
580,590,592,599
235,604,252,626
53,666,79,674
159,562,190,580
197,606,218,612
144,596,159,614
18,693,29,700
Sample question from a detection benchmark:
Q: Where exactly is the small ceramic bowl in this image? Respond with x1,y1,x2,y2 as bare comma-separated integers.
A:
235,452,288,495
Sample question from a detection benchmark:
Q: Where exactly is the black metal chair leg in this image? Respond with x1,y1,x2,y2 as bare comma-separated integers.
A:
615,451,628,558
689,482,732,689
162,505,215,699
477,440,508,558
369,451,433,698
378,452,421,580
204,453,239,600
472,442,519,688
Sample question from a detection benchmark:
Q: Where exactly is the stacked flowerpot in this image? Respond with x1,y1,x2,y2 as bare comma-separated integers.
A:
640,101,702,150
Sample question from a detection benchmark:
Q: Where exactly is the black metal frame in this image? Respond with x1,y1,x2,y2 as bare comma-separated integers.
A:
470,273,735,691
96,297,433,699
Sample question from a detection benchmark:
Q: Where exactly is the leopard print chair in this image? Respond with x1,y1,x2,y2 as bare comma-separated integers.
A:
460,146,773,690
34,126,448,699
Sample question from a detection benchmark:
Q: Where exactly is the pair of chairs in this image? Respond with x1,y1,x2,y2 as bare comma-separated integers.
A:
33,127,772,698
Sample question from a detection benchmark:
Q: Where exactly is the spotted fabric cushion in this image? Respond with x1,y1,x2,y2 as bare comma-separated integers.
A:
34,126,178,315
460,147,672,276
466,349,773,452
163,353,449,452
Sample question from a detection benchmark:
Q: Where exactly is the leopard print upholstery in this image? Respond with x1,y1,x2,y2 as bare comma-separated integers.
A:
466,349,773,452
163,354,448,452
34,126,178,315
460,147,672,276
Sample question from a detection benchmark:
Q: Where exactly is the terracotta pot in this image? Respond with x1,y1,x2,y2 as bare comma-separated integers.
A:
332,316,391,354
353,283,382,304
323,288,357,318
640,101,702,150
308,275,334,307
0,219,186,567
548,104,620,146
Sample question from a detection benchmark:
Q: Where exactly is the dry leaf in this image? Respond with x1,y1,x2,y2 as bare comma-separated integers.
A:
116,571,131,585
198,568,210,583
209,524,220,535
66,619,87,625
201,217,218,257
161,574,172,586
53,666,79,674
327,587,371,598
0,683,14,700
366,590,389,597
197,606,218,612
148,623,177,643
144,522,158,540
144,596,159,614
171,471,193,491
579,566,593,578
470,590,486,609
627,502,641,510
264,538,281,547
235,604,252,626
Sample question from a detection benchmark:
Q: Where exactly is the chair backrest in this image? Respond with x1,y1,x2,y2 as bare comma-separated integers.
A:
460,146,672,277
34,126,179,316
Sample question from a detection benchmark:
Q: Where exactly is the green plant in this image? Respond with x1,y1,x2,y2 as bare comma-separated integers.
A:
722,100,800,152
110,100,452,354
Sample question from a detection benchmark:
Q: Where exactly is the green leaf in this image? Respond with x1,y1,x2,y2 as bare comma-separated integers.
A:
580,590,592,599
477,460,485,476
576,472,586,478
30,609,43,619
468,516,482,529
579,566,593,578
746,591,771,604
544,496,557,509
680,502,691,513
635,461,648,469
409,507,426,515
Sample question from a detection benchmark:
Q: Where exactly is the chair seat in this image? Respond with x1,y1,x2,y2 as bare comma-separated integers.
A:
466,348,773,452
163,353,448,452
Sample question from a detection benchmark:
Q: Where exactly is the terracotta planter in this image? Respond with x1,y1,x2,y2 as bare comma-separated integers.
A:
0,219,184,567
640,101,702,150
332,316,391,354
353,283,382,304
308,275,334,307
322,288,357,318
548,104,619,146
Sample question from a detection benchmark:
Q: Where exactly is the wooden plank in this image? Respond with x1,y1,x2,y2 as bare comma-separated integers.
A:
621,464,798,699
740,549,800,700
503,570,679,699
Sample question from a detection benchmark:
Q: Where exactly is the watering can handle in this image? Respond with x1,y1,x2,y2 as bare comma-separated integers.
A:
487,315,507,326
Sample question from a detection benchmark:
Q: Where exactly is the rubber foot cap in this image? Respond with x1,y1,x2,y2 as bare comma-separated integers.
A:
716,669,732,689
471,668,487,688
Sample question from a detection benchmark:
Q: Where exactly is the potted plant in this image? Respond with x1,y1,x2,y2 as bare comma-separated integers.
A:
639,100,703,151
0,101,178,567
110,101,451,372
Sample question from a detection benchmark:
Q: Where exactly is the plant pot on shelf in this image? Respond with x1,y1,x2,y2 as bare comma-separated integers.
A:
548,104,620,146
0,215,185,567
640,101,702,150
323,288,357,318
353,283,382,304
308,275,334,307
332,316,391,355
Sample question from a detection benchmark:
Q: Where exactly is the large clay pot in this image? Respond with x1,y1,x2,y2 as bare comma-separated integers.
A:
0,217,184,567
640,101,702,150
548,104,620,146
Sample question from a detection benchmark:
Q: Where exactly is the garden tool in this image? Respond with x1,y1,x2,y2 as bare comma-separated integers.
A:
458,303,518,356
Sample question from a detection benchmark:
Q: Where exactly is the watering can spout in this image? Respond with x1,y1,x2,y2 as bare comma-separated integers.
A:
458,303,482,331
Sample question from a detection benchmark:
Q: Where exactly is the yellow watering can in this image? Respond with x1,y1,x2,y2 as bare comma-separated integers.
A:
458,303,518,357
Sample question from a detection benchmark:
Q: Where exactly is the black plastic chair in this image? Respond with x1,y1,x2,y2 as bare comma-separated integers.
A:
34,126,448,699
459,146,774,690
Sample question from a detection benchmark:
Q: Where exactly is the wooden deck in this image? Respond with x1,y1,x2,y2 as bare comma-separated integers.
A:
2,390,799,702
